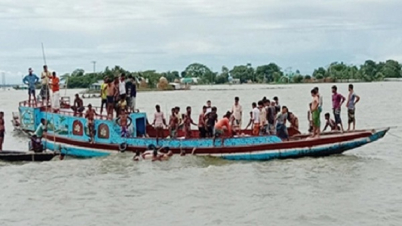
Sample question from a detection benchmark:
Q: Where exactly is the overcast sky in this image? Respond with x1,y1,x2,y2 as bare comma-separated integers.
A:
1,0,401,83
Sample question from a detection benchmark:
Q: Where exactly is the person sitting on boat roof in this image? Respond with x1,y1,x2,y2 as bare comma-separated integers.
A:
213,111,232,145
85,104,97,144
71,94,85,116
23,68,39,106
276,106,289,141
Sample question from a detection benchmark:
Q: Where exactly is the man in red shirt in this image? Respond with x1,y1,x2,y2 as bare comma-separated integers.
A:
213,111,232,146
50,72,60,112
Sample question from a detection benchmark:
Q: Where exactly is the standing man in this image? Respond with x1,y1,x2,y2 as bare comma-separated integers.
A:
273,96,280,114
40,65,52,106
314,87,323,113
310,89,320,138
331,85,345,132
100,77,108,115
119,74,127,102
126,75,137,112
23,68,39,106
231,97,243,129
346,84,360,131
50,72,60,112
251,102,260,136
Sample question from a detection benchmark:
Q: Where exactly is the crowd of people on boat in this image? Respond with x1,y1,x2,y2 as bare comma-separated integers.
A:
19,67,361,149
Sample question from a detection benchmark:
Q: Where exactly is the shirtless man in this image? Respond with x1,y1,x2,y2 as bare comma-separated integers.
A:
71,94,85,116
106,79,115,119
85,104,97,143
153,105,167,142
183,106,197,138
198,106,207,138
168,108,178,138
310,88,320,138
0,112,4,151
213,111,232,145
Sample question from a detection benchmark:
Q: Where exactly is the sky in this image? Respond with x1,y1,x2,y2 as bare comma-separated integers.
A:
1,0,402,84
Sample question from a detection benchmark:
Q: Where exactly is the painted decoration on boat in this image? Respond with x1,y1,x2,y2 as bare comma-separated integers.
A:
72,120,83,136
19,107,35,131
98,123,109,139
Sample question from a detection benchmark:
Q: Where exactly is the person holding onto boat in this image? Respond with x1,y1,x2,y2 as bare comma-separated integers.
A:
346,84,360,131
206,107,218,137
0,112,4,151
213,111,232,145
251,102,260,136
332,85,346,132
71,94,85,116
23,68,40,106
153,105,167,142
85,104,97,143
198,106,207,138
183,106,197,138
40,65,52,106
126,75,137,113
50,72,60,113
311,88,321,138
276,106,289,140
100,77,108,115
231,97,243,129
323,113,339,131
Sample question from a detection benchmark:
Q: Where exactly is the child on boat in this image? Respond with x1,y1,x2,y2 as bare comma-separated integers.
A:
168,108,178,138
117,109,131,137
153,105,167,142
323,113,340,132
183,106,197,138
307,103,313,133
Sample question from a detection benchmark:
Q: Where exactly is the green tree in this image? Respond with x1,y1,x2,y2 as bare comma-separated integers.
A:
255,63,282,83
381,60,401,78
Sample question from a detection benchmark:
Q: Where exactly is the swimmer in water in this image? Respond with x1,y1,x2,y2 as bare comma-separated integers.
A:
141,144,173,161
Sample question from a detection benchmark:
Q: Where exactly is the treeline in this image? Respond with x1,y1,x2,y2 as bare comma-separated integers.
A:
62,59,402,88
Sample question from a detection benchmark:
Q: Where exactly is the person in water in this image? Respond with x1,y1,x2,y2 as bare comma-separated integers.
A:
311,88,320,138
141,145,173,161
85,104,97,143
71,94,85,116
183,106,197,138
276,106,289,140
213,111,232,145
168,108,178,138
346,84,360,131
23,68,39,106
153,105,167,141
0,112,4,151
323,113,339,132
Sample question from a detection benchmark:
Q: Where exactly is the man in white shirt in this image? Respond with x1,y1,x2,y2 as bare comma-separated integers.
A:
119,73,127,100
40,65,52,106
231,96,243,128
251,102,260,135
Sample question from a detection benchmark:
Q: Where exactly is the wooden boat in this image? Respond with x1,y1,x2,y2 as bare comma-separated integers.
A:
0,151,58,162
14,99,390,161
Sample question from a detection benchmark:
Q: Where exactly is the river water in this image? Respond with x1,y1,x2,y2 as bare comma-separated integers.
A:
0,83,401,226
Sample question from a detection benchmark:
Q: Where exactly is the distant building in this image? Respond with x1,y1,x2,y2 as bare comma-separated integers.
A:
89,80,103,90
